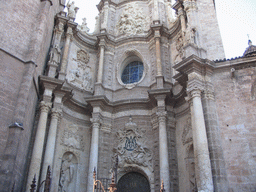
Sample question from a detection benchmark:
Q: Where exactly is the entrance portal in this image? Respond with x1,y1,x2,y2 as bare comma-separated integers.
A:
117,172,150,192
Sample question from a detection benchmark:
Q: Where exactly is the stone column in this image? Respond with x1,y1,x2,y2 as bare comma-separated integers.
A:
155,95,170,192
101,1,109,30
87,117,101,192
202,88,229,191
97,41,105,84
188,89,213,192
153,0,159,22
40,108,62,183
154,30,164,88
59,25,73,80
177,8,186,34
26,101,52,191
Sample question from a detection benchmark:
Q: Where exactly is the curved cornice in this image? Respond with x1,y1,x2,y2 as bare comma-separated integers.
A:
73,19,181,48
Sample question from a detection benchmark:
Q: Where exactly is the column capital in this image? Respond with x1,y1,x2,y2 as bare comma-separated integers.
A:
156,111,167,122
54,21,65,34
39,101,52,113
51,108,62,119
90,117,102,125
66,26,73,37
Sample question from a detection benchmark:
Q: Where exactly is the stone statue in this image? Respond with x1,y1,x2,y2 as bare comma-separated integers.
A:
185,24,197,44
48,44,61,65
58,153,76,192
78,18,90,33
66,1,79,18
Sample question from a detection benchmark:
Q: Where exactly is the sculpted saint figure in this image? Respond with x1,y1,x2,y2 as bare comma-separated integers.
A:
59,154,75,192
66,1,79,18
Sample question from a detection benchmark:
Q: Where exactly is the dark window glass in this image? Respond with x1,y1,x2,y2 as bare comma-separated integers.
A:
121,61,144,84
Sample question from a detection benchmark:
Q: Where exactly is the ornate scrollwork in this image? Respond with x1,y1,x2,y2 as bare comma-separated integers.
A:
113,117,152,169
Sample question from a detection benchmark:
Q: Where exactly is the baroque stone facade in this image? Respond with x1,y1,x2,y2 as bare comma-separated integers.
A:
0,0,256,192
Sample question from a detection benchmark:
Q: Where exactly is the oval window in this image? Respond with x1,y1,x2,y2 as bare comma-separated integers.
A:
121,61,144,84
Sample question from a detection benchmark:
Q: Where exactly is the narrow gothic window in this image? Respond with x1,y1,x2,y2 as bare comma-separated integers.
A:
121,61,144,84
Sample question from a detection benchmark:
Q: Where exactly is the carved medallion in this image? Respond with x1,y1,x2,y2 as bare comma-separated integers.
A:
113,117,152,169
77,50,90,64
117,3,149,36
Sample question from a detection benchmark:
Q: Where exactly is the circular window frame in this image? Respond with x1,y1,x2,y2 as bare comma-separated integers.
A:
117,53,147,89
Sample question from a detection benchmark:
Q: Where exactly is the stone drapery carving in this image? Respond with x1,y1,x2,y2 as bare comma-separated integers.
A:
174,33,184,63
61,124,84,151
66,50,93,91
182,117,193,145
116,3,149,36
78,18,90,33
48,45,61,66
113,117,152,169
66,1,79,18
58,153,77,192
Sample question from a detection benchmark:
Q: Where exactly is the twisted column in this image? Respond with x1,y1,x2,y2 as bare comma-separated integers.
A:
26,101,51,191
188,89,213,192
87,117,101,192
40,108,62,183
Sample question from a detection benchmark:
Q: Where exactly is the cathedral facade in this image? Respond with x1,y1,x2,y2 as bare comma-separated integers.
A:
0,0,256,191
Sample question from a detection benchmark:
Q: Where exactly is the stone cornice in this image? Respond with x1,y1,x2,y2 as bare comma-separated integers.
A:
173,54,215,75
214,56,256,71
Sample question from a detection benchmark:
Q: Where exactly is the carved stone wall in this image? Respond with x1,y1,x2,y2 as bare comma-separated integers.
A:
52,117,91,192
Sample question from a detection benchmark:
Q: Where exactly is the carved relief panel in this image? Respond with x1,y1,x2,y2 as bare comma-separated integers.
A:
113,117,153,170
116,3,149,36
66,49,94,92
61,124,85,151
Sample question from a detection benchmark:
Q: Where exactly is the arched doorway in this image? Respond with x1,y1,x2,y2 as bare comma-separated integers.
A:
117,172,150,192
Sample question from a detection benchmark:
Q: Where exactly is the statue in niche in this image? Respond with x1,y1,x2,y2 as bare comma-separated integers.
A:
116,3,148,35
58,153,77,192
78,18,90,33
185,24,197,45
113,117,152,169
66,1,79,18
48,44,61,65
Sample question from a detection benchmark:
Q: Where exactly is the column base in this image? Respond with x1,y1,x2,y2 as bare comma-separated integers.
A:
94,83,104,96
58,72,66,81
156,75,164,89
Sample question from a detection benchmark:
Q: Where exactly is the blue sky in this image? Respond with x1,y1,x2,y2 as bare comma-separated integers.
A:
72,0,256,59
